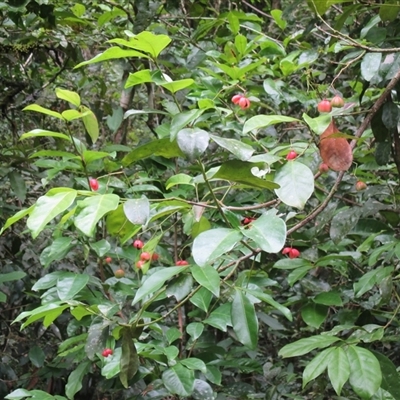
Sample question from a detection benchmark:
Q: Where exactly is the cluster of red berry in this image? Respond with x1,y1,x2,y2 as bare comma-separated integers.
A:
133,239,160,269
317,94,344,113
231,94,251,109
282,247,300,259
102,348,113,357
176,260,189,266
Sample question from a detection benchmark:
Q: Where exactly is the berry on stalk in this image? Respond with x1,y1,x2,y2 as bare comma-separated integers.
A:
89,178,99,191
286,150,297,160
133,239,144,249
231,94,243,104
238,96,251,110
317,99,332,113
331,94,344,108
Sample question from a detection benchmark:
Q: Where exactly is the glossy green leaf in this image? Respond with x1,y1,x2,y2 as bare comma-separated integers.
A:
160,79,194,93
57,274,90,301
166,274,193,301
81,105,99,143
123,196,150,225
186,322,204,340
180,358,207,374
90,239,111,258
122,138,184,166
177,128,209,160
27,190,77,239
132,266,187,305
302,112,331,135
191,265,220,297
74,47,149,69
361,52,382,81
125,69,153,87
354,266,393,298
301,303,328,328
0,205,34,235
214,160,279,190
85,321,109,360
190,287,213,312
15,303,69,329
274,161,314,209
231,289,258,349
62,109,89,121
210,134,254,161
203,302,232,331
40,237,74,268
245,290,292,321
303,347,335,388
0,271,26,284
243,115,299,134
347,345,382,399
192,228,242,267
371,350,400,400
162,364,195,397
106,205,140,241
170,109,204,140
23,104,64,120
242,212,286,253
192,379,214,400
279,335,341,358
328,347,351,395
21,129,71,141
120,327,139,388
65,360,90,400
74,194,119,236
55,88,81,107
330,207,362,244
5,389,32,399
287,265,315,286
166,173,194,190
314,291,343,306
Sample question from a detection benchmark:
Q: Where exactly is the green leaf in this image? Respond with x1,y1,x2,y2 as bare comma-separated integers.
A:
274,161,314,209
9,170,26,202
180,358,207,374
125,69,153,87
123,197,150,225
23,104,64,120
177,128,209,160
0,271,26,284
57,274,90,301
231,289,258,349
162,364,195,396
314,291,343,306
361,52,382,81
119,327,139,388
166,273,193,301
21,129,71,141
85,321,109,360
0,205,34,235
74,194,119,236
55,88,81,107
210,134,254,161
27,190,77,238
371,350,400,400
301,303,328,328
302,112,331,135
81,105,99,143
122,138,184,166
288,265,315,286
203,302,232,331
190,287,213,312
279,335,341,358
40,237,74,268
166,173,194,190
160,79,194,93
170,109,204,140
29,345,45,368
214,160,279,190
186,322,204,340
192,228,242,267
303,347,335,388
109,32,171,58
74,47,149,68
243,115,299,134
62,109,89,121
90,239,111,257
354,266,393,298
5,389,32,399
245,290,292,321
242,212,286,253
65,360,91,400
132,267,187,305
191,265,220,297
347,345,382,399
328,347,350,396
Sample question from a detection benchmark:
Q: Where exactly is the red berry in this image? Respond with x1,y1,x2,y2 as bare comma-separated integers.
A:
102,348,113,357
231,94,243,104
282,247,291,255
89,178,99,191
140,252,151,261
355,180,367,191
133,239,144,249
289,248,300,259
136,260,145,269
176,260,189,266
319,163,329,173
114,268,125,278
238,96,251,110
105,257,112,264
331,94,344,108
317,99,332,113
242,217,256,225
152,253,159,261
286,150,297,160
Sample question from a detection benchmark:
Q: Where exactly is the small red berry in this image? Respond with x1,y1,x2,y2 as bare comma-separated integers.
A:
140,252,151,261
231,94,243,104
355,180,367,191
89,178,99,191
238,96,251,110
152,253,159,261
114,268,125,278
176,260,189,266
105,257,112,264
331,94,345,108
317,99,332,113
102,348,113,357
242,217,256,225
282,247,291,255
133,239,144,249
289,248,300,259
286,150,297,160
319,163,329,173
136,260,145,269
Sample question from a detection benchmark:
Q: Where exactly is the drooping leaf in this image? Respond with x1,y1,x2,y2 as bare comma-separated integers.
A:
0,205,34,235
0,271,26,284
119,327,139,388
192,228,242,267
274,161,314,209
231,289,258,349
361,52,382,81
245,290,292,321
8,170,26,202
81,105,99,143
65,361,90,400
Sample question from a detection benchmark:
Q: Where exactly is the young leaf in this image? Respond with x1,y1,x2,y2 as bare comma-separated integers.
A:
23,104,64,120
231,289,258,349
21,129,71,141
55,88,81,107
160,79,194,93
80,105,99,143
